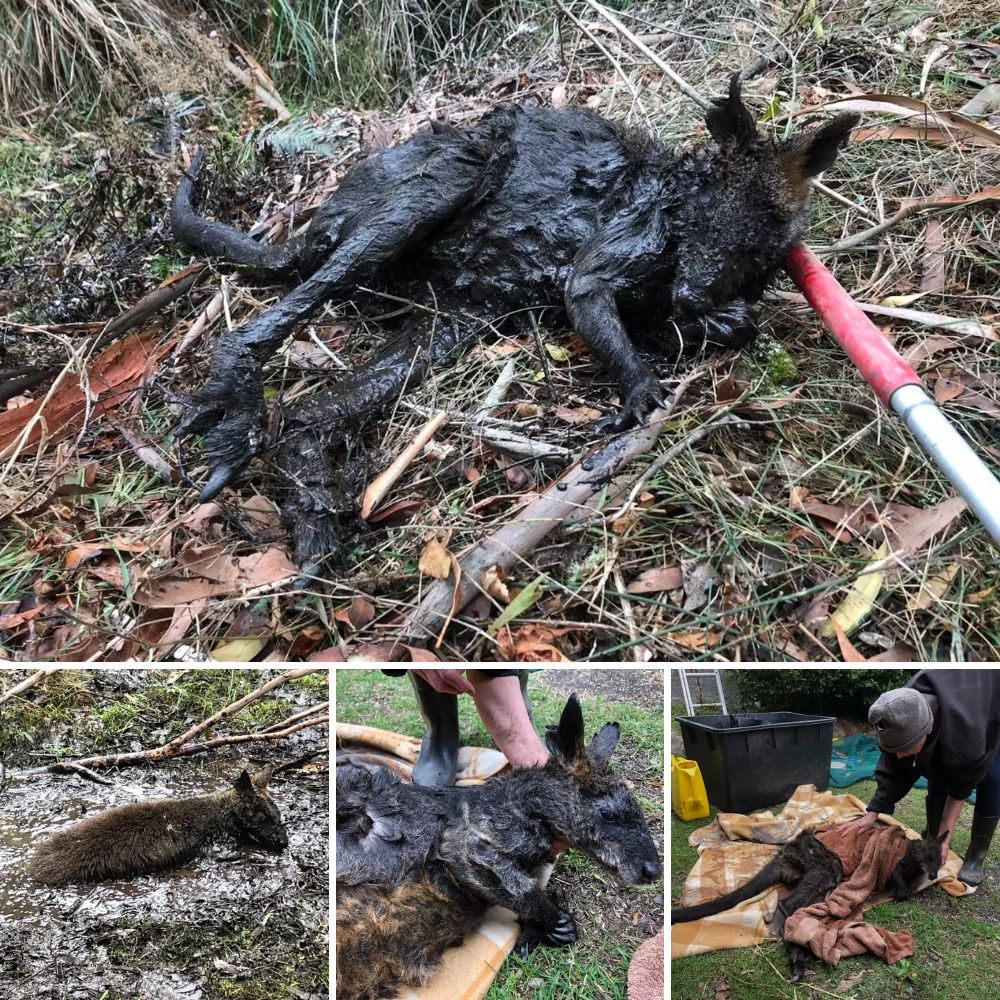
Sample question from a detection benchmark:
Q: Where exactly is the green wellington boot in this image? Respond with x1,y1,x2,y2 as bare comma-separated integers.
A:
409,672,460,787
958,811,1000,887
925,796,946,838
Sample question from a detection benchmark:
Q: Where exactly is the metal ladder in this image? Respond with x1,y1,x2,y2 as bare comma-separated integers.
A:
678,668,727,715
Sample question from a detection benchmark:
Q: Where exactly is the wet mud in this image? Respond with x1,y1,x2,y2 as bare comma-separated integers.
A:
0,673,329,1000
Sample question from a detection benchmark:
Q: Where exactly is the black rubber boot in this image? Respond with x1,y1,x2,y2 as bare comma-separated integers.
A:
518,670,533,722
959,812,1000,886
925,796,946,838
409,672,459,787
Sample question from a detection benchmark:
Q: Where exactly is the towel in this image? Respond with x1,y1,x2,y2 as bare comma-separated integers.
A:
783,824,914,966
628,928,664,1000
672,784,970,959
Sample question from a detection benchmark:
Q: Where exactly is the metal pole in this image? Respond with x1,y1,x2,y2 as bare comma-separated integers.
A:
785,244,1000,547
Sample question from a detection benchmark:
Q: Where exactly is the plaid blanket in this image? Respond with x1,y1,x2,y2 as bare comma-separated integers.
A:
672,784,970,959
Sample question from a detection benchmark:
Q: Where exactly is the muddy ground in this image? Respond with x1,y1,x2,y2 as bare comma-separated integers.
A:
0,668,329,1000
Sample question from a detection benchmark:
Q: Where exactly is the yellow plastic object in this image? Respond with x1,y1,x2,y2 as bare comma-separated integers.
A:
671,754,710,821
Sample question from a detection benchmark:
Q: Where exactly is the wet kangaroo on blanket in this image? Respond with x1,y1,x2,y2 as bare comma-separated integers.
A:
336,694,662,1000
671,827,944,981
29,767,288,884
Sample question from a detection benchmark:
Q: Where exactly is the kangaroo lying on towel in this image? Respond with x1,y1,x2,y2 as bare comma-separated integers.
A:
336,694,661,1000
672,826,944,981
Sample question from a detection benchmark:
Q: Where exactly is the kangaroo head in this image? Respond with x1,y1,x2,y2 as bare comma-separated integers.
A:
232,766,288,852
543,694,661,886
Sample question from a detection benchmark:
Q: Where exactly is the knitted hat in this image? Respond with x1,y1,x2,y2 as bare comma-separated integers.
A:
869,688,932,753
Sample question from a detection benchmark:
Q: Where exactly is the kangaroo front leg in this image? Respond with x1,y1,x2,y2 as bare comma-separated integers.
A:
453,845,577,958
564,271,667,434
675,297,757,351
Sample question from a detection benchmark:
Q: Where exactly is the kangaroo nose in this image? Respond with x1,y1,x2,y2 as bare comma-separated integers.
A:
641,858,662,883
673,280,712,316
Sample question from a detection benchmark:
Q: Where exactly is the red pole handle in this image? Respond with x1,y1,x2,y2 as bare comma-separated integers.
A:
784,244,923,406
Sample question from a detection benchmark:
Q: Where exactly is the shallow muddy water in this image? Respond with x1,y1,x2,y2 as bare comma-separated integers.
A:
0,750,329,1000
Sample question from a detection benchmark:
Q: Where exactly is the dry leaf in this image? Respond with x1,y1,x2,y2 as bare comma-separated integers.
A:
822,541,890,638
907,563,960,611
934,376,965,402
626,566,683,595
833,621,870,662
888,497,967,556
551,83,567,108
481,564,510,603
419,537,453,579
335,596,375,631
212,637,265,661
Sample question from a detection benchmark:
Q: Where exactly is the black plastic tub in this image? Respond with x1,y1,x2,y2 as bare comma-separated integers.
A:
677,712,836,813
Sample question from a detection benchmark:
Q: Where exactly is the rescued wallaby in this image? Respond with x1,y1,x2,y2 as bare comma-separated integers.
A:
171,74,859,572
29,767,288,885
671,827,944,980
336,694,661,1000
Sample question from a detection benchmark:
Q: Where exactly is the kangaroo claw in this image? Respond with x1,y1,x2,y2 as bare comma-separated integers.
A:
594,374,666,435
544,910,578,946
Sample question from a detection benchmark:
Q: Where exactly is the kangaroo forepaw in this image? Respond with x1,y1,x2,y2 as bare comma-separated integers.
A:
544,910,578,947
594,374,666,434
175,361,266,501
515,924,546,958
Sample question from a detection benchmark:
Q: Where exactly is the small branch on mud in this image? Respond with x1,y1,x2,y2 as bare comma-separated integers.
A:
46,762,114,785
272,744,329,776
0,763,6,794
12,667,326,775
259,701,329,734
0,668,55,705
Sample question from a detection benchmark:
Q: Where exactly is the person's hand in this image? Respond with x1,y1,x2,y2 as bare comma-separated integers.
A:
837,811,879,836
412,669,475,696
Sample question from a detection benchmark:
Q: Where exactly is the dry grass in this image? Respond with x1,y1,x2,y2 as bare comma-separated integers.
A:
0,0,998,661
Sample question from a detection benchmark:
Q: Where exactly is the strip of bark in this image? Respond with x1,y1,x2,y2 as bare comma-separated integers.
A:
259,701,329,734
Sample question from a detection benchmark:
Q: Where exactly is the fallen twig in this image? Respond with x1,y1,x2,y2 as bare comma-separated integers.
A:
46,762,114,785
396,390,687,645
260,701,329,734
362,410,449,518
0,668,55,705
272,744,329,776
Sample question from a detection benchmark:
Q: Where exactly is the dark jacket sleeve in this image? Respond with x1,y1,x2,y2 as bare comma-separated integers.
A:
868,753,921,814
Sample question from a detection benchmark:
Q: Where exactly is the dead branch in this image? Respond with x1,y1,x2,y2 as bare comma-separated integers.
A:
396,384,694,645
259,701,329,734
0,668,55,705
272,744,329,776
12,667,326,774
45,762,114,785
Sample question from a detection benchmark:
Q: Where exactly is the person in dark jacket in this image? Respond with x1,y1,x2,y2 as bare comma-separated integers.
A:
837,669,1000,886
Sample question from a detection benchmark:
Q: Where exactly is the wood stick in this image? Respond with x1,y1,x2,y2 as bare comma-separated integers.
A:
150,667,322,761
362,410,449,518
0,668,55,705
259,701,329,734
46,762,114,785
397,400,679,644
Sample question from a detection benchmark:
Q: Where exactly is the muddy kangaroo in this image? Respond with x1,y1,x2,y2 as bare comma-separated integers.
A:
336,693,662,1000
171,75,859,573
672,827,944,980
29,767,288,885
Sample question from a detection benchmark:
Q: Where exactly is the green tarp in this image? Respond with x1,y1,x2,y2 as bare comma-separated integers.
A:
830,733,975,803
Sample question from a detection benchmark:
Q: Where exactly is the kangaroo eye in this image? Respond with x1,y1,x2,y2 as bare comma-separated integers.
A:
599,807,618,823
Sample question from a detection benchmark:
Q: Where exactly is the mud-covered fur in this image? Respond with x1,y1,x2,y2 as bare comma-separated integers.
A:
336,694,661,1000
171,75,859,572
28,767,288,885
671,828,944,981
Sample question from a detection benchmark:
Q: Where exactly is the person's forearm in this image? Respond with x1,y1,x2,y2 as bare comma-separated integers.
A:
941,795,965,837
466,670,548,768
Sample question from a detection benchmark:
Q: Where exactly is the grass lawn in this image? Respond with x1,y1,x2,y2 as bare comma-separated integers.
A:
670,779,1000,999
336,668,665,1000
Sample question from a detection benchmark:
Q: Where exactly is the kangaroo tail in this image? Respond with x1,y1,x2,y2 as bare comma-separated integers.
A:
171,149,304,276
671,858,783,924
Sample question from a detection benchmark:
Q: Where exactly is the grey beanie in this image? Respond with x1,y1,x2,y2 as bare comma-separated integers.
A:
869,688,933,753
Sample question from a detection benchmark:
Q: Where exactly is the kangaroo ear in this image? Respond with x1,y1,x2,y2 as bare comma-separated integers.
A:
234,770,254,796
545,694,585,762
780,112,859,185
589,723,620,765
253,765,276,789
705,73,757,148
